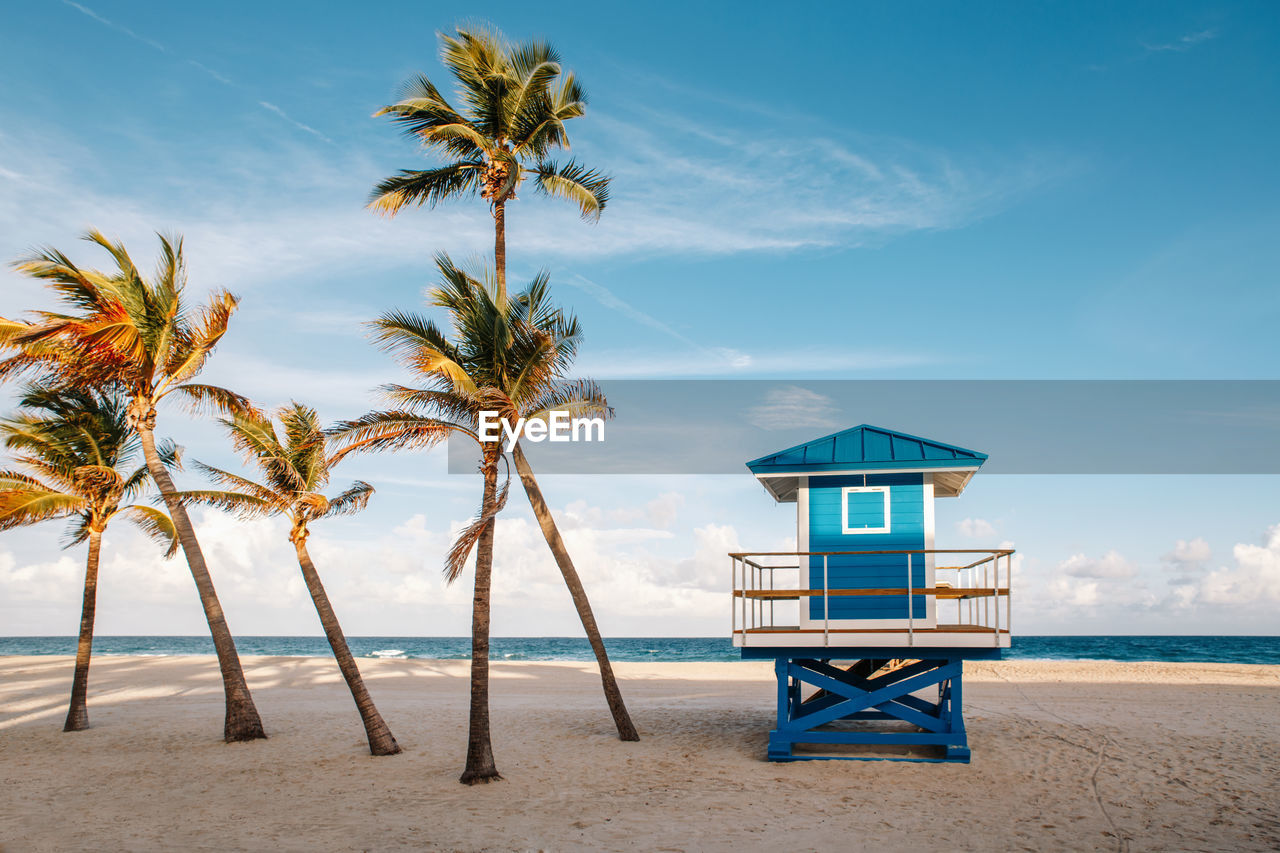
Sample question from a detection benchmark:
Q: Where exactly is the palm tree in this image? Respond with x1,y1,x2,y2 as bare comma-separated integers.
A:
0,384,177,732
370,34,635,741
174,403,401,756
1,230,267,742
332,255,636,782
370,26,610,303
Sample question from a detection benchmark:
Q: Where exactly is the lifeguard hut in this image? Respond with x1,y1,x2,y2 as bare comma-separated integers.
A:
731,424,1013,762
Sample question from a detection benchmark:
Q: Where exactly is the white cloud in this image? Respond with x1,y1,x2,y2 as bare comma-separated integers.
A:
1161,536,1211,583
1046,575,1101,608
956,517,997,539
1196,525,1280,605
746,386,841,431
1143,28,1219,53
1060,550,1137,579
606,492,686,530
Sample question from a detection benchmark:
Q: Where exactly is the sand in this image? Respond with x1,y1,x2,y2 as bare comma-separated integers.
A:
1,655,1278,852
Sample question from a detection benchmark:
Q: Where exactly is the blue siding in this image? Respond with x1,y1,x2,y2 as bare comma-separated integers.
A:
808,473,926,619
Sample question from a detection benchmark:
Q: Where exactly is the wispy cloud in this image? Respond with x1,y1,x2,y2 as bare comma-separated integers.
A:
61,0,166,52
60,0,331,144
257,102,333,144
564,107,1065,258
188,60,233,85
574,346,933,378
1143,28,1219,53
564,273,697,347
746,386,841,431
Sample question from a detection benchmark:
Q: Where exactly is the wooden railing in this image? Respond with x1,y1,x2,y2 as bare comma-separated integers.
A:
729,549,1014,647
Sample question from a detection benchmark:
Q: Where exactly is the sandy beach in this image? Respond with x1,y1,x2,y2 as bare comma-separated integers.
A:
1,655,1278,852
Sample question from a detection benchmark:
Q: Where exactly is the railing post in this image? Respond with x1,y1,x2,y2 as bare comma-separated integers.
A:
962,560,972,627
992,551,1000,647
983,562,990,630
906,553,914,647
752,560,758,630
769,561,775,628
731,556,737,640
823,553,829,646
1005,552,1013,643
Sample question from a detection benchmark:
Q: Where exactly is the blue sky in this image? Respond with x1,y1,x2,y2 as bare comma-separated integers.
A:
0,0,1277,637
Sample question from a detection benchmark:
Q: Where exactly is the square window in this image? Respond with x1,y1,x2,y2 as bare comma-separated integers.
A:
842,486,890,534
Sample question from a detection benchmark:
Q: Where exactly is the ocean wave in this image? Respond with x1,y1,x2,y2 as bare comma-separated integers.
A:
369,649,407,659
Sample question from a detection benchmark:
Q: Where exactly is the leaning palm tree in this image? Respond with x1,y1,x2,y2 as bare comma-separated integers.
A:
425,258,636,742
174,403,401,756
370,26,610,302
0,384,177,732
332,254,636,783
1,230,267,742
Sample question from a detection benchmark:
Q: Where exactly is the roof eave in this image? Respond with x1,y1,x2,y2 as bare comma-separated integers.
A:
747,458,986,476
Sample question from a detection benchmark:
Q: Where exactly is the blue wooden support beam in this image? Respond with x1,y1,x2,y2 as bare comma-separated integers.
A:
798,659,946,717
767,656,972,763
786,662,961,732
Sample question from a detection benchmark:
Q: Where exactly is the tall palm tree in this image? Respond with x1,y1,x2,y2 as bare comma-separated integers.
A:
1,230,267,742
0,384,178,732
332,255,637,783
370,26,611,303
174,403,402,756
369,27,635,740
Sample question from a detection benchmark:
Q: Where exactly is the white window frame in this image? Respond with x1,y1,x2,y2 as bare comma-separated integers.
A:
841,486,890,535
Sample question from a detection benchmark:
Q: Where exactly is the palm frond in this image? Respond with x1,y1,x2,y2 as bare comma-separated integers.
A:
319,480,374,518
71,464,124,495
523,378,614,423
190,461,283,507
166,383,259,418
123,505,180,558
367,308,478,394
162,290,238,384
169,488,275,521
0,469,51,490
0,488,85,530
120,437,181,500
531,159,611,220
326,410,462,463
61,513,94,550
367,162,484,216
376,384,481,423
444,475,509,583
276,403,327,492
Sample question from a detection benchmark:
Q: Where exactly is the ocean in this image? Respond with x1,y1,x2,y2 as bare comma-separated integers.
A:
1,635,1278,664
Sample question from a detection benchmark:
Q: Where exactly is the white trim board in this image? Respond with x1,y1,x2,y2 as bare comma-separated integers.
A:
754,467,979,478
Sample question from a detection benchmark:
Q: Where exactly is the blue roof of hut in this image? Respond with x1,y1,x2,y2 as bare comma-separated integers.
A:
747,424,988,501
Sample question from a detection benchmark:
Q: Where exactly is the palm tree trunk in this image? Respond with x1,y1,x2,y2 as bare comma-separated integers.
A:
512,443,639,741
292,535,401,756
63,528,101,732
460,446,501,784
493,200,507,305
136,422,265,742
